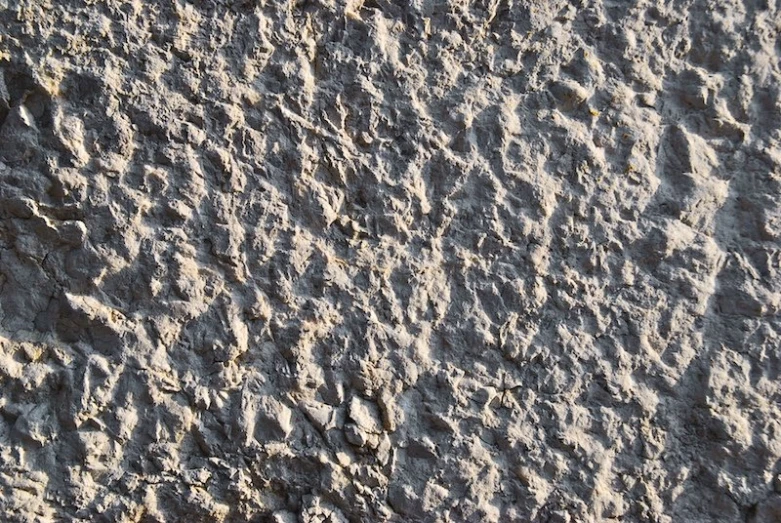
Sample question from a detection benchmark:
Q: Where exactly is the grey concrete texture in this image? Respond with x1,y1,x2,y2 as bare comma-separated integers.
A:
0,0,780,521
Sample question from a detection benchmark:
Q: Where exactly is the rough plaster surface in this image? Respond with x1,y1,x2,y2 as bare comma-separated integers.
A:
1,0,781,521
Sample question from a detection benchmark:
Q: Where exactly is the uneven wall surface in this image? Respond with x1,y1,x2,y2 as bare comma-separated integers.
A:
1,0,780,521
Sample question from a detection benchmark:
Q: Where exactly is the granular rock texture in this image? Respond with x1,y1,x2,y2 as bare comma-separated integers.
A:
1,0,781,521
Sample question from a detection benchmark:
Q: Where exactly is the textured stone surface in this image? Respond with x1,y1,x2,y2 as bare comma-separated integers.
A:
0,0,781,521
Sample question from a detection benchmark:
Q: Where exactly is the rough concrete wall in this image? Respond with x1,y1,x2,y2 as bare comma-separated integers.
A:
0,0,780,521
